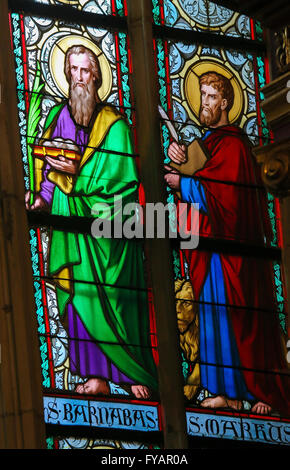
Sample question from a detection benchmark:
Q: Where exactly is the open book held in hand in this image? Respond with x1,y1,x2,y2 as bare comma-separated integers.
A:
169,139,209,199
169,138,209,176
158,104,209,198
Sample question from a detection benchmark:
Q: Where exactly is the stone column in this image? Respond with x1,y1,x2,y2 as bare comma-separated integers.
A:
127,0,188,449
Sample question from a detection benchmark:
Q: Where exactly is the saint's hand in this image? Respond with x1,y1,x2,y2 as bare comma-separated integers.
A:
45,155,79,175
42,138,80,175
164,165,181,190
25,191,48,211
168,141,187,164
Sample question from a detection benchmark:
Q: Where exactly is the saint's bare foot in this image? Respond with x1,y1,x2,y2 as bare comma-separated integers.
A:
131,385,151,399
251,401,272,415
201,395,242,410
75,378,110,395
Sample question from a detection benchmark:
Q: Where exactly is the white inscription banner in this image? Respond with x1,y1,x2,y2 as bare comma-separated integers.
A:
43,396,160,432
44,396,290,445
187,410,290,446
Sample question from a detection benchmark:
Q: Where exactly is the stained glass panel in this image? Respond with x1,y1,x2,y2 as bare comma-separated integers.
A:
29,0,127,16
153,2,290,441
152,0,251,39
46,436,161,449
156,36,277,247
10,5,160,435
8,0,290,448
174,249,290,445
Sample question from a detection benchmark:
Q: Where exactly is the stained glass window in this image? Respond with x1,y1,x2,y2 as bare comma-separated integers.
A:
152,0,251,39
153,0,290,447
156,40,278,246
7,0,290,449
29,0,127,16
46,436,161,449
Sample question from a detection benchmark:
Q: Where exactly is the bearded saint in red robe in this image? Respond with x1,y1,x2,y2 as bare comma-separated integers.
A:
165,71,290,417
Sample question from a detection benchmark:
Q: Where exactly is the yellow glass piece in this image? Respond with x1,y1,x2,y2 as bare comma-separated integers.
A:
54,267,71,292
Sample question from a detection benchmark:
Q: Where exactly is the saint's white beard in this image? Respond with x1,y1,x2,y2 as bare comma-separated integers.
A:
69,79,97,127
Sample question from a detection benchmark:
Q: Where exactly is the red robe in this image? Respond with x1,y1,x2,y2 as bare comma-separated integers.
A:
182,125,290,416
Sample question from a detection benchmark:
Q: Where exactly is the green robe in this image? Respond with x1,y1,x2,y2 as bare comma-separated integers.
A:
42,104,158,391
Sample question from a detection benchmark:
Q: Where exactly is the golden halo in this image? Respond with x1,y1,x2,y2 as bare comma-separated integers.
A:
49,35,112,100
184,60,244,124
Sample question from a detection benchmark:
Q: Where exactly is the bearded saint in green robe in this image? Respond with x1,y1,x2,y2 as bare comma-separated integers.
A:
26,45,158,399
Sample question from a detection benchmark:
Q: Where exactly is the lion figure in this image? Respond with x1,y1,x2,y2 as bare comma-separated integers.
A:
175,278,200,401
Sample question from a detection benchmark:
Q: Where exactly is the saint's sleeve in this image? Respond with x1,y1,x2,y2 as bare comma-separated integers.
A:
194,135,256,240
38,104,64,204
180,176,208,213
